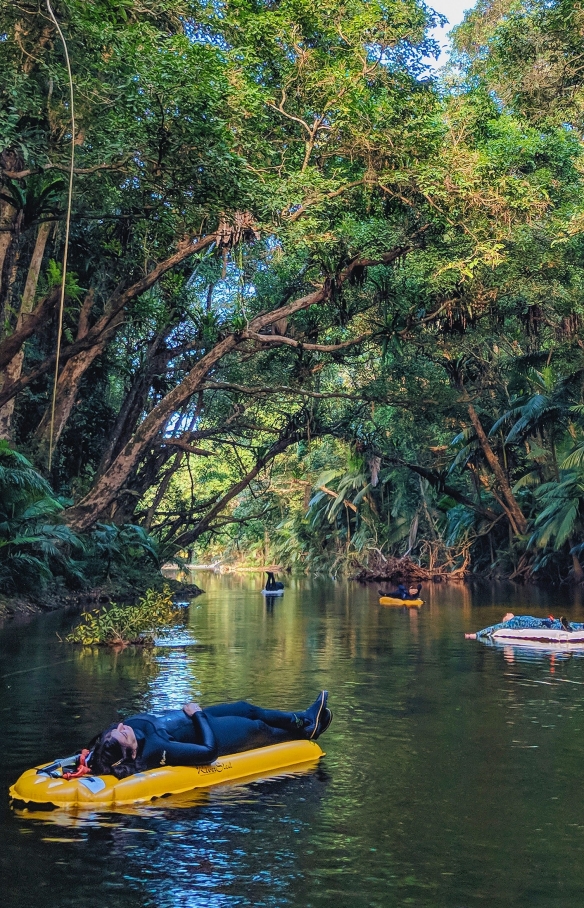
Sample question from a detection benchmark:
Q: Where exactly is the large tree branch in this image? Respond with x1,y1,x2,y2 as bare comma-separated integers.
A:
171,431,305,549
396,460,499,522
2,159,131,180
64,237,424,531
245,330,371,352
159,440,214,456
0,287,59,370
0,233,216,409
318,485,358,512
202,380,365,401
284,179,372,223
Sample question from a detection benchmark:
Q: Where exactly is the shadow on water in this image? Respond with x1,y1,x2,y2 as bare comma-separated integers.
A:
3,576,584,906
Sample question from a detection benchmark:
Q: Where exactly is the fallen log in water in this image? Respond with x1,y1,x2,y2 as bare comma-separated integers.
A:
352,551,469,583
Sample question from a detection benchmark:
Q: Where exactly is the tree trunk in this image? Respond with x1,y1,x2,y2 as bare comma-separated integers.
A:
32,290,103,457
143,451,185,530
0,221,52,439
466,403,528,535
64,283,329,530
0,203,16,295
569,537,584,581
0,203,21,330
96,330,169,477
63,243,407,531
0,234,216,411
33,344,105,457
0,148,24,325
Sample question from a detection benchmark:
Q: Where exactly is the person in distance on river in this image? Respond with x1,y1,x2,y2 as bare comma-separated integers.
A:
265,571,284,591
380,581,422,600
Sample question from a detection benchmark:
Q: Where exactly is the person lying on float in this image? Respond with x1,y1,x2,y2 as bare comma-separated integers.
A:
380,582,422,600
87,692,332,779
465,613,577,639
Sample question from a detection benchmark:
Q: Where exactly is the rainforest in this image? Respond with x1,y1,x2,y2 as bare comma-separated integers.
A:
2,0,584,597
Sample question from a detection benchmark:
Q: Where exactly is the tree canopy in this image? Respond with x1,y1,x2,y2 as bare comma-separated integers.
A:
2,0,584,591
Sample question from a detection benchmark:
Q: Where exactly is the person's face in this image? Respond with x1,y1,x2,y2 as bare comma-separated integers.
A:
110,723,138,758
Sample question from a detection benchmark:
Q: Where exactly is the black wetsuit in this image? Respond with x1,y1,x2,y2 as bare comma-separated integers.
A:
125,701,304,768
386,584,408,599
384,584,421,600
265,572,284,591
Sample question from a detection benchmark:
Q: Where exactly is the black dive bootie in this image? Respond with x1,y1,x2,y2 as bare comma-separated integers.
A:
303,691,328,740
315,708,333,739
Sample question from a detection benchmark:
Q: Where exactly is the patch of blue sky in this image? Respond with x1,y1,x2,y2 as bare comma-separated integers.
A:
426,0,474,68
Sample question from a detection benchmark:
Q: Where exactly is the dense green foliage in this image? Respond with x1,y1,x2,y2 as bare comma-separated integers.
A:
2,0,584,590
0,441,159,594
0,439,82,591
65,586,180,644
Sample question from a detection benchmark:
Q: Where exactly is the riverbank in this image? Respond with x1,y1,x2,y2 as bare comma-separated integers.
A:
0,577,204,622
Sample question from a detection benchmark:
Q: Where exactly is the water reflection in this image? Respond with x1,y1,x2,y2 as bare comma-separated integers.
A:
147,647,204,712
4,578,584,907
480,636,584,662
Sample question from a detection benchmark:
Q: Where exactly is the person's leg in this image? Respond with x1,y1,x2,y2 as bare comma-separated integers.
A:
204,714,293,756
205,693,327,738
205,700,304,731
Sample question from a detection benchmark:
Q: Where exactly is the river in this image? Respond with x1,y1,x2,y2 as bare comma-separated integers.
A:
1,575,584,907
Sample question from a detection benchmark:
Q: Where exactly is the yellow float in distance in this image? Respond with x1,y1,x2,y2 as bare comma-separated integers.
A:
379,597,424,607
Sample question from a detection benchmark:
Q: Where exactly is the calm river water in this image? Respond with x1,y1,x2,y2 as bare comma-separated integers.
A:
2,576,584,907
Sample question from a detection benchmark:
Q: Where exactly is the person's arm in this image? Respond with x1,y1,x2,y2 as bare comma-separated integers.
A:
470,621,506,640
161,712,219,765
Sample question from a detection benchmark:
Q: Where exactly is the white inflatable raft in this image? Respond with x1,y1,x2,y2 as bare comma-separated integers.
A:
489,627,584,646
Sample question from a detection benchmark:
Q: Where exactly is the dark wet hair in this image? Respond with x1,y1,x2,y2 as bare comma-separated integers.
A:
88,723,145,779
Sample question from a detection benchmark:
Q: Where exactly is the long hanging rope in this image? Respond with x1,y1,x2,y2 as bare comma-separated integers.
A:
45,0,75,470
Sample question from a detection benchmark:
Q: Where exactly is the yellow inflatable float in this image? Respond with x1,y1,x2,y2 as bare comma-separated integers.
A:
9,739,324,809
379,597,423,606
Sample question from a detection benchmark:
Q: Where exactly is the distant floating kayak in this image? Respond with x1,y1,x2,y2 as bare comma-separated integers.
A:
261,589,284,596
9,740,324,809
379,597,423,607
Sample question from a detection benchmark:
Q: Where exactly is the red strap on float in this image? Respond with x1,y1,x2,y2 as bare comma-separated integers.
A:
63,748,92,779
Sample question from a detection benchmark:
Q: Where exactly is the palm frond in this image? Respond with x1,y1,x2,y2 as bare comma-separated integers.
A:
561,445,584,471
512,471,542,492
